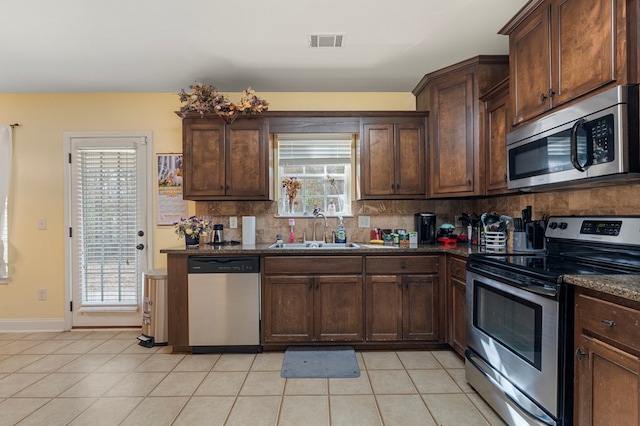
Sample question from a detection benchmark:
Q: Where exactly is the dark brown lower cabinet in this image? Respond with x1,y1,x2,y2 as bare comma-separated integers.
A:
447,256,467,357
574,289,640,425
365,256,443,342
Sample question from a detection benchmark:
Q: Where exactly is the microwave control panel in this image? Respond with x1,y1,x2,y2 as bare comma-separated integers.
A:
588,114,614,164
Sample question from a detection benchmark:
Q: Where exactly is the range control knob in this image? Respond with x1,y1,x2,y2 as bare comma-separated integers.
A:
549,222,558,229
559,222,568,230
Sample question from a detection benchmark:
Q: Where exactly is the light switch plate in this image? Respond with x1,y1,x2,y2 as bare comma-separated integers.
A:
358,216,370,228
229,216,238,229
38,217,47,230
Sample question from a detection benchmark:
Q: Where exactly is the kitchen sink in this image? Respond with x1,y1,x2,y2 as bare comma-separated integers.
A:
268,242,361,249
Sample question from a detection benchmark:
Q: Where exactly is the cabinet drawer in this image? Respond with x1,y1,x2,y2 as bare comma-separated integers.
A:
577,293,640,352
449,256,467,281
264,256,362,275
365,256,439,275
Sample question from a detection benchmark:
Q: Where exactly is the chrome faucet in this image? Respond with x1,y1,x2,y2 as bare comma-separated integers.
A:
312,210,328,242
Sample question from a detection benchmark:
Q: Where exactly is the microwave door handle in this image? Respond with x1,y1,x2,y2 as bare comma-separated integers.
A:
570,118,591,172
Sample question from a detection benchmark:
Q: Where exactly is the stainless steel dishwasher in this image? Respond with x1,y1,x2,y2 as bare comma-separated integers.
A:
187,256,261,353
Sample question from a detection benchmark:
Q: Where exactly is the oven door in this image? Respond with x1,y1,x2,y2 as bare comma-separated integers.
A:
466,269,560,422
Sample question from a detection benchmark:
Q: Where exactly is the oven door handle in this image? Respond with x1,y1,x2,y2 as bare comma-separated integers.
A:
465,350,556,426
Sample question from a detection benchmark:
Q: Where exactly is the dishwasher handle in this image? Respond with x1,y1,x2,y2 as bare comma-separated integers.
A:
188,256,260,274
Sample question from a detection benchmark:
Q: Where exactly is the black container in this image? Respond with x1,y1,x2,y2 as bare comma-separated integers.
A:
213,224,224,244
415,212,436,244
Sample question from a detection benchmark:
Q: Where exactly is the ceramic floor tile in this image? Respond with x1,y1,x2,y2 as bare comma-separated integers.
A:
447,367,475,393
58,372,128,397
251,352,284,371
225,395,281,426
135,353,184,372
114,329,143,339
376,394,437,426
87,338,135,354
96,353,151,372
284,378,328,395
19,340,74,355
361,352,404,370
432,350,465,369
83,330,122,340
467,393,508,426
212,354,256,371
0,332,33,340
0,373,47,397
14,372,86,398
0,340,40,355
368,369,417,394
240,371,285,396
121,343,161,354
172,396,235,426
53,339,105,354
397,351,442,370
330,395,382,426
19,332,59,341
104,372,167,397
119,396,188,426
409,369,463,394
422,393,490,426
0,355,44,373
0,397,50,425
329,375,373,395
68,396,143,426
18,354,79,373
56,354,115,373
194,371,248,396
17,397,96,426
173,354,219,372
279,395,329,426
149,371,207,396
51,331,92,340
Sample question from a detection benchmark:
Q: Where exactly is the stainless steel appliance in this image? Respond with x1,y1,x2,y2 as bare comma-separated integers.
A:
466,216,640,425
507,84,639,191
415,212,436,244
187,256,261,353
137,270,168,348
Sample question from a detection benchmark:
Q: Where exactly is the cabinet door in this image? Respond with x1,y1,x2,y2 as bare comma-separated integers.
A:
365,275,403,341
396,122,426,196
315,275,364,342
183,120,226,198
483,82,510,194
225,118,269,199
575,334,640,425
552,0,617,106
262,276,314,343
450,277,467,357
509,3,552,124
402,275,439,341
361,123,396,197
429,72,476,196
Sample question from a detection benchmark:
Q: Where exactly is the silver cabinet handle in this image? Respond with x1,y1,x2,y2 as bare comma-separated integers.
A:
600,319,616,327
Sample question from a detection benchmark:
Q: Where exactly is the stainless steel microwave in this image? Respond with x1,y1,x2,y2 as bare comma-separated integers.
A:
507,84,639,190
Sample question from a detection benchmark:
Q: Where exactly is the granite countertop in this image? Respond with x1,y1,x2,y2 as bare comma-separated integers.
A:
160,242,482,257
564,274,640,303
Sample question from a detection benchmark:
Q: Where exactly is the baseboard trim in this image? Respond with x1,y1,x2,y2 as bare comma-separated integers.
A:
0,318,66,332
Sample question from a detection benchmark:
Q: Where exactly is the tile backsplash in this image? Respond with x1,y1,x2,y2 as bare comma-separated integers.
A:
196,182,640,243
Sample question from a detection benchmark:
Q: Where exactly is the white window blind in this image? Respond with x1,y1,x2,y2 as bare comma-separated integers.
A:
76,149,139,304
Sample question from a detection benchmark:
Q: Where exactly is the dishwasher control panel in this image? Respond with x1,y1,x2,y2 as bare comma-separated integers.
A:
188,256,260,274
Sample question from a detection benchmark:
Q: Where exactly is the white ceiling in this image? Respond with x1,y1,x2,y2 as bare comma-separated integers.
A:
0,0,527,94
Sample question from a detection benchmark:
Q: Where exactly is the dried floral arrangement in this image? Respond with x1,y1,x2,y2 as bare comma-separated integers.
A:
178,83,268,121
282,177,302,200
173,216,212,239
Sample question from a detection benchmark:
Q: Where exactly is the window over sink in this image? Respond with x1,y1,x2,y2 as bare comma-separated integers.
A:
275,133,355,217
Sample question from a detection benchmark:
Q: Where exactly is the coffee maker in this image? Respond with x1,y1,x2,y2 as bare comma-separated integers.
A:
415,212,436,244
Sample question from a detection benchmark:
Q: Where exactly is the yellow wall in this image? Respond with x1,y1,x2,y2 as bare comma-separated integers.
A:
0,92,415,323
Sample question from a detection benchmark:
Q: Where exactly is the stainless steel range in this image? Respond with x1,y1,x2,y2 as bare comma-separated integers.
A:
466,215,640,426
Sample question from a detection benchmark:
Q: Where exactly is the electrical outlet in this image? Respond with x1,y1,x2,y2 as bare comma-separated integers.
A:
229,216,238,229
358,216,371,228
38,217,47,230
37,288,47,301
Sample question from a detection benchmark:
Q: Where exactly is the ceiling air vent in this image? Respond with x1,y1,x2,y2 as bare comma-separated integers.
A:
308,34,345,48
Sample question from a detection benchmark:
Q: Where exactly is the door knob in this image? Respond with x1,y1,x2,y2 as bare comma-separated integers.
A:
137,230,144,237
136,244,145,250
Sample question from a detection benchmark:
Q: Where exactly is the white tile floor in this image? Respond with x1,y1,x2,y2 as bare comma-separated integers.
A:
0,329,506,425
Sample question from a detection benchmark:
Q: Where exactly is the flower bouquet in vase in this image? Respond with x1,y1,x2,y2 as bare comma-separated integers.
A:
173,216,212,247
282,177,302,214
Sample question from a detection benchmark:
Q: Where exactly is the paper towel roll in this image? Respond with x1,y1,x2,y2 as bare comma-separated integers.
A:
242,216,256,245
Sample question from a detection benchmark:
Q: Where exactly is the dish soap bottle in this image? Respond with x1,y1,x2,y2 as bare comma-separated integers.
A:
335,216,347,243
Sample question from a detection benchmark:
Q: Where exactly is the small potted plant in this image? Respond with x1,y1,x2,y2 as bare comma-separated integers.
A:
173,216,212,247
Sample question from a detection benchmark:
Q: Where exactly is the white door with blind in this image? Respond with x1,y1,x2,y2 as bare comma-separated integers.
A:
64,132,152,328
